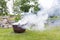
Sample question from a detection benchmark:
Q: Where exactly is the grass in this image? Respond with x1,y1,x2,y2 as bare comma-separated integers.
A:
0,27,60,40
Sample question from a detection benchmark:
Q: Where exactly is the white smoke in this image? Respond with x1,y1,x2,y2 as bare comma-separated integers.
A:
5,0,60,31
16,7,48,31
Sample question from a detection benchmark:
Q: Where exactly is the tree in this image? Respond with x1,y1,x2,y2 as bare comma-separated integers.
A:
14,0,40,22
14,0,40,14
0,0,8,16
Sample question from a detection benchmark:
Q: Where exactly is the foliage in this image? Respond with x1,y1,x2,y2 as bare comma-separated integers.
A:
14,0,40,14
34,5,40,12
15,14,21,22
20,5,31,12
49,16,57,18
0,0,8,16
48,16,59,20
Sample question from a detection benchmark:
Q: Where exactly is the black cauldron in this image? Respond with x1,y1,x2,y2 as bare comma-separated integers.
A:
12,25,25,33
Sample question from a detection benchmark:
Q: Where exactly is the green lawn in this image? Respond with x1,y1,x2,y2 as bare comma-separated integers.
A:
0,27,60,40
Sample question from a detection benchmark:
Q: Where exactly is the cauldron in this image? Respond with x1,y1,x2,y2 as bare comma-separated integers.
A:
12,24,25,33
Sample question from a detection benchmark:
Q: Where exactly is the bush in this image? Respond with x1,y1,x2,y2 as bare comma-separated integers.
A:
15,14,21,22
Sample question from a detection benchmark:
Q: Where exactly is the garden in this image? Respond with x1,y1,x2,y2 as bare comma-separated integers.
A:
0,0,60,40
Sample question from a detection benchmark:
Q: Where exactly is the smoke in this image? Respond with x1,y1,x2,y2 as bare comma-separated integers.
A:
5,0,60,31
13,0,60,31
16,7,48,31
